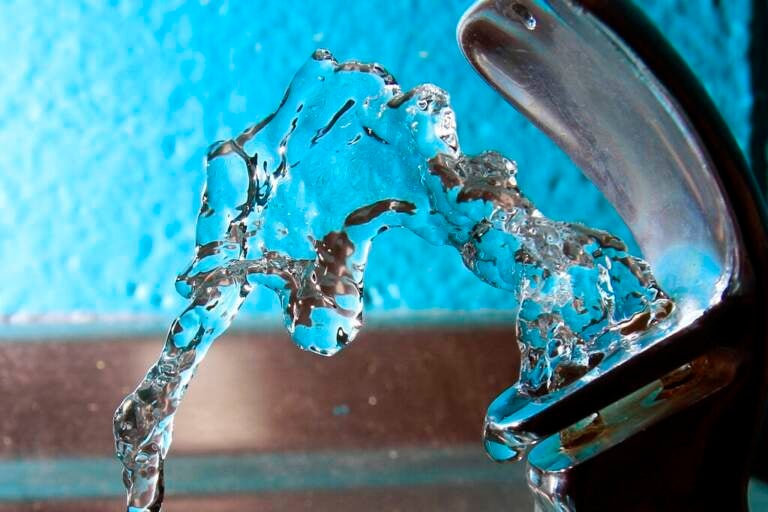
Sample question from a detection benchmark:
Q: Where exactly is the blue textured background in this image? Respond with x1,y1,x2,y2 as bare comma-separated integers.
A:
0,0,754,335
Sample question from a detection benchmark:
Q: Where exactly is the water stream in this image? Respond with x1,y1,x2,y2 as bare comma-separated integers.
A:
113,50,672,511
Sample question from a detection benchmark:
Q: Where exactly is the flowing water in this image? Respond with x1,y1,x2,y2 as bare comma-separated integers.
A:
113,50,672,511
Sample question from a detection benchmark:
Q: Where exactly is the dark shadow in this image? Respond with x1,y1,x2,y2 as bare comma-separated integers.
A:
748,0,767,193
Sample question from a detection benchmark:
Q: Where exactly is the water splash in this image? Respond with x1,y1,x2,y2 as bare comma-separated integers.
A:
113,50,672,510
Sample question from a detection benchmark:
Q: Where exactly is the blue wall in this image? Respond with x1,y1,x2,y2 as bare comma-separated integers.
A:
0,0,754,334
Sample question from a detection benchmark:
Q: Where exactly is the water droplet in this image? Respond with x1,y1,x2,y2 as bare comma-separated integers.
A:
332,404,350,416
500,1,537,31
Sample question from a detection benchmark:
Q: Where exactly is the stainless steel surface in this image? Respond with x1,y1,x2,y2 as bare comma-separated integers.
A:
0,485,530,512
0,327,536,510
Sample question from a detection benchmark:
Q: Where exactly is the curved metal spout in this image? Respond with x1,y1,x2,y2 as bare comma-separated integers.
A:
458,1,768,510
458,0,739,308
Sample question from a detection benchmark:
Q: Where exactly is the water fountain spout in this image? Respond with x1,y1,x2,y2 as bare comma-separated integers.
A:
459,1,768,510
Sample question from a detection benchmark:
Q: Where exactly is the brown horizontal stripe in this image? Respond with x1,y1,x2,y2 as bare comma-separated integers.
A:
7,481,768,511
0,327,518,458
0,482,532,511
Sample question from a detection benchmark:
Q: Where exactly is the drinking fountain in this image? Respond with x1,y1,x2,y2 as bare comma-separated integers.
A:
2,2,764,511
458,1,768,510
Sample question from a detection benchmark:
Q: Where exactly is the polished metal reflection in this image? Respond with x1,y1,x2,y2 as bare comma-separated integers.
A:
458,0,739,309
